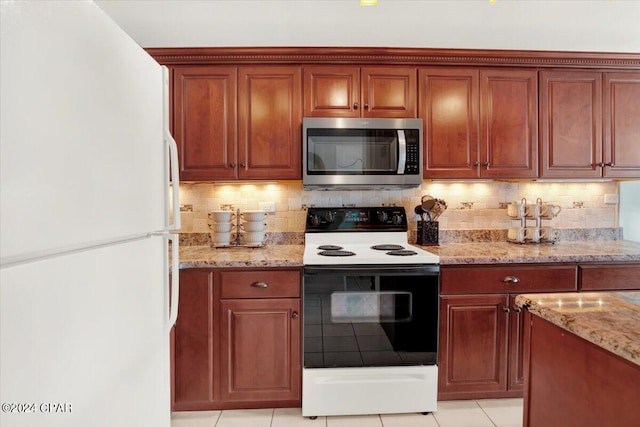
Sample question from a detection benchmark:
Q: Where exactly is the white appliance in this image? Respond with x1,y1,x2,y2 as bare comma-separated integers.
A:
1,2,180,427
302,207,440,418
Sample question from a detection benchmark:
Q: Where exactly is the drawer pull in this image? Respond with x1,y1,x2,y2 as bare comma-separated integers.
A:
251,282,269,288
501,276,520,284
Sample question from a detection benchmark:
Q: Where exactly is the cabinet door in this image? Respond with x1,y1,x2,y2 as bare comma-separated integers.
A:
220,298,301,404
173,66,237,180
480,69,538,179
507,295,526,392
438,295,509,396
238,66,302,180
303,66,360,117
419,68,479,178
361,66,417,118
173,270,219,410
540,71,603,178
603,72,640,178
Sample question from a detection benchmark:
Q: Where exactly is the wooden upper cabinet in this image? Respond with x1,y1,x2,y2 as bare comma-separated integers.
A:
420,68,537,179
238,66,302,180
173,66,238,181
303,66,417,118
540,71,603,178
603,72,640,178
480,69,538,179
419,68,479,178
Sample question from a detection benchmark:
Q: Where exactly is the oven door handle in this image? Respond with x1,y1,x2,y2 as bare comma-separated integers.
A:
304,264,440,276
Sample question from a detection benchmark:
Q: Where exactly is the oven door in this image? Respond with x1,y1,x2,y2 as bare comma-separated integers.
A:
303,265,439,369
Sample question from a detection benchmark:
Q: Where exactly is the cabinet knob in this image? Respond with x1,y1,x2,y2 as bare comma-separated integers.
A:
604,162,614,167
596,162,604,167
353,102,359,110
502,306,511,313
513,307,522,313
484,162,490,167
473,161,481,167
229,163,236,168
292,311,299,320
364,103,370,110
501,276,520,284
250,282,269,288
239,163,246,168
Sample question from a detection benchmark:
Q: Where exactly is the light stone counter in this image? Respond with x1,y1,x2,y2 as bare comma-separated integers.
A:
177,240,640,268
419,240,640,265
515,291,640,366
178,244,304,268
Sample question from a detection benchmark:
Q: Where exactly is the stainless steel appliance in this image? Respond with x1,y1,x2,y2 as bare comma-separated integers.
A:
302,117,423,190
302,207,440,417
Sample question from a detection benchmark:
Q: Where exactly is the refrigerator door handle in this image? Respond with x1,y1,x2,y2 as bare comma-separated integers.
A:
163,66,181,232
166,233,179,330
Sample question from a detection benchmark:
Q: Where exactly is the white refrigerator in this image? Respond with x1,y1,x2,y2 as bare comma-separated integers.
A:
0,2,180,427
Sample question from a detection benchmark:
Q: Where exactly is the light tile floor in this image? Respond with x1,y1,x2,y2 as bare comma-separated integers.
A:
172,399,523,427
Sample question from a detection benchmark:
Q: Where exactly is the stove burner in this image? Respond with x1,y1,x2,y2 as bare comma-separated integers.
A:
317,245,343,251
386,249,418,256
318,250,356,257
371,244,405,251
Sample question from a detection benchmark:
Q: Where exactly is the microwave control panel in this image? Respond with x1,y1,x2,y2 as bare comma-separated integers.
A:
404,130,420,175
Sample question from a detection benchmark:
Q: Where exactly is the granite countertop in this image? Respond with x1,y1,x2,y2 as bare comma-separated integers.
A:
177,240,640,268
178,244,304,268
515,291,640,366
420,240,640,265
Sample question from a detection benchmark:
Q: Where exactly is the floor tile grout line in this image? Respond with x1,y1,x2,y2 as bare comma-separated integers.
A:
475,400,499,427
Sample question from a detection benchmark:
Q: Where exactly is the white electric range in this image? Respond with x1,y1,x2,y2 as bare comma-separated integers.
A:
302,207,440,418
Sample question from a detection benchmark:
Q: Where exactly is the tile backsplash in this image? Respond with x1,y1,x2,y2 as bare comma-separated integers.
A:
176,181,619,235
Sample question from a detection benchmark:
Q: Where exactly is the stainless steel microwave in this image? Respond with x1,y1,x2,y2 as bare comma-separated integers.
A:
302,117,423,190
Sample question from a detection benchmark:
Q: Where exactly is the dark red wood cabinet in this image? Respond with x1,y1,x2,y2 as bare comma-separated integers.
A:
540,70,640,178
420,68,538,179
172,268,302,411
304,65,417,118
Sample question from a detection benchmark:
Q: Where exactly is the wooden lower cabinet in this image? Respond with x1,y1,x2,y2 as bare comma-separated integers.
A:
439,294,510,397
438,264,577,400
173,267,302,411
220,298,300,405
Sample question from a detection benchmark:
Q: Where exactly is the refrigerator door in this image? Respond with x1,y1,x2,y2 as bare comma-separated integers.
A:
1,1,168,262
0,237,169,427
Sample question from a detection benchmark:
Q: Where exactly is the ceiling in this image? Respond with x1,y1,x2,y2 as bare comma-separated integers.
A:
95,0,640,52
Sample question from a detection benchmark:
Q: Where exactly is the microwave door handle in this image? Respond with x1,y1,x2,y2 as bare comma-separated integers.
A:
397,130,407,174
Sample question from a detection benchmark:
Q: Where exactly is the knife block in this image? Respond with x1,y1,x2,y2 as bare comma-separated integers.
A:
417,221,439,246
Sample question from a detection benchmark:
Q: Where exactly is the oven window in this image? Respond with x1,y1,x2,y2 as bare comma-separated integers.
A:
307,129,399,175
303,272,439,368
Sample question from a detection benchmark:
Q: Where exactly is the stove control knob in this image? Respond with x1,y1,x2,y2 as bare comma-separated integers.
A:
377,211,389,222
310,215,320,226
391,214,403,225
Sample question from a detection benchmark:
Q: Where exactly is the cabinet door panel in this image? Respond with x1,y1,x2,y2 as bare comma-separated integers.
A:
174,270,218,409
173,67,237,180
438,295,509,394
362,66,417,118
481,69,538,178
540,71,602,178
420,68,479,178
603,72,640,178
238,66,302,179
221,298,301,402
303,66,360,117
508,295,525,391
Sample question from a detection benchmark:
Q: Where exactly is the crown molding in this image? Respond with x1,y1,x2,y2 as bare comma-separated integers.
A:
146,47,640,69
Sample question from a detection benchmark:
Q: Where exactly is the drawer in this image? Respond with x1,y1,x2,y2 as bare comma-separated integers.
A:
579,263,640,291
441,264,577,295
219,269,301,299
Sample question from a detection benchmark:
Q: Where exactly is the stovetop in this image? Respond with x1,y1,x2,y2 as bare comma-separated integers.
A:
303,206,440,266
